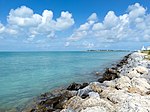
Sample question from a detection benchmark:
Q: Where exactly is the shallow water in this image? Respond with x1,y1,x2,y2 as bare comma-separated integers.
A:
0,51,129,110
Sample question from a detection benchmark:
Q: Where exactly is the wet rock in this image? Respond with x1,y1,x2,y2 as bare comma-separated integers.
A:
98,68,119,83
98,73,118,83
28,90,77,112
67,82,88,91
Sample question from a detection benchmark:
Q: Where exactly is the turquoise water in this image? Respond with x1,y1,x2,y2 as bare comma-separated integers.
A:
0,51,129,110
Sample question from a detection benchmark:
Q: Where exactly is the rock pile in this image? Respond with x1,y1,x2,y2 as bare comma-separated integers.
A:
24,52,150,112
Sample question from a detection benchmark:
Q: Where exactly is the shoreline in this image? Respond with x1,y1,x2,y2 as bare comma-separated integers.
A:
21,52,133,112
22,51,150,111
0,52,128,112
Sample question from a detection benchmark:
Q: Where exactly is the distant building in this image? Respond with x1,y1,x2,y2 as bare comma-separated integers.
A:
141,46,146,51
141,46,150,50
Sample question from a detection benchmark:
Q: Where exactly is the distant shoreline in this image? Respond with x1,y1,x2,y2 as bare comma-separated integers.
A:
86,50,130,52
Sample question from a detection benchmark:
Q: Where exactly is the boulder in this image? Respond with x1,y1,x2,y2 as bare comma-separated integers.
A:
77,85,92,97
131,77,150,92
100,87,129,103
134,66,149,75
80,106,111,112
89,82,102,93
116,76,131,90
116,95,150,112
103,80,116,88
98,68,119,83
63,96,83,111
63,96,115,112
126,69,141,79
88,92,99,98
67,82,88,91
127,87,142,95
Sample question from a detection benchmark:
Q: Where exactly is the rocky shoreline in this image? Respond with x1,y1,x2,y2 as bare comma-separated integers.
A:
23,52,150,112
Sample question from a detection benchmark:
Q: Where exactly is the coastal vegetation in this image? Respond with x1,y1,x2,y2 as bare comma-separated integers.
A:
141,50,150,60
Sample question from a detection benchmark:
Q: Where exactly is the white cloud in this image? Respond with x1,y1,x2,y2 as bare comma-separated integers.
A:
88,13,98,21
128,3,146,19
8,6,41,27
65,42,70,47
67,3,150,45
82,41,94,48
68,13,98,41
103,11,118,29
0,23,5,33
2,6,74,42
55,11,74,30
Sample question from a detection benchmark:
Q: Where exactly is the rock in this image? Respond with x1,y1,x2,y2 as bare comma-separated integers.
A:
60,109,74,112
127,87,142,94
100,87,129,103
80,98,115,112
116,95,150,112
63,96,83,110
89,82,102,93
134,66,149,75
131,77,150,92
126,69,141,79
67,82,88,91
98,68,119,83
103,80,116,88
146,91,150,95
28,90,78,112
24,52,150,112
80,106,112,112
64,96,115,112
98,73,118,83
88,92,99,98
106,68,118,74
116,76,131,90
77,85,92,97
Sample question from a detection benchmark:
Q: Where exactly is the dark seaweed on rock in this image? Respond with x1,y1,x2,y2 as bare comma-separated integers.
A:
67,82,89,91
98,53,131,83
23,89,76,112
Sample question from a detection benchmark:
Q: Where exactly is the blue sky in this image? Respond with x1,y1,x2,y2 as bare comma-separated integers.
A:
0,0,150,51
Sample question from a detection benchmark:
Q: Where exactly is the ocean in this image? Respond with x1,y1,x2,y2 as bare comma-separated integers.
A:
0,51,129,111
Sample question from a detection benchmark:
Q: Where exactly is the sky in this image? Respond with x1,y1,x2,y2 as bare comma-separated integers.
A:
0,0,150,51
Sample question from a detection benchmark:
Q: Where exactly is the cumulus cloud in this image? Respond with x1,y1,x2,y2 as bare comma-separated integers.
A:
0,23,5,33
2,6,74,41
67,3,150,46
68,13,98,41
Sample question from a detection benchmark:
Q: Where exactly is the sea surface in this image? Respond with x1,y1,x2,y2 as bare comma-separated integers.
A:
0,51,129,111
